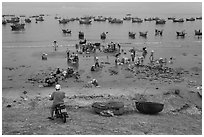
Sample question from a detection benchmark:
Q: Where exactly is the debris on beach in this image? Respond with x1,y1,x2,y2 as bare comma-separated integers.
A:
27,67,81,87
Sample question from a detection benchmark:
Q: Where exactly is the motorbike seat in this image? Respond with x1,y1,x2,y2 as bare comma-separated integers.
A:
55,104,66,109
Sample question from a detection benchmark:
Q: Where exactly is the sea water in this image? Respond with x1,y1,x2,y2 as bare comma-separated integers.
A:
2,12,202,49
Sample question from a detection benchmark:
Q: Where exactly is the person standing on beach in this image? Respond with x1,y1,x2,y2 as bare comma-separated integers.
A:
53,40,58,51
142,47,148,59
66,48,70,59
149,50,154,64
48,84,65,120
131,52,135,62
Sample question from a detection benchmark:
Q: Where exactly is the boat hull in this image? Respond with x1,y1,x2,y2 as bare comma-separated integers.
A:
135,101,164,114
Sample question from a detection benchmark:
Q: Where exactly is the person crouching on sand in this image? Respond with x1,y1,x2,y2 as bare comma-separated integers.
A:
48,84,65,120
89,79,100,88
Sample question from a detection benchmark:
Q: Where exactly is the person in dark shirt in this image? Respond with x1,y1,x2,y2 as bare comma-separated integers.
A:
48,84,65,120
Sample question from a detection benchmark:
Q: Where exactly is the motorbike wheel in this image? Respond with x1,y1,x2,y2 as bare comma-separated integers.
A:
62,113,67,123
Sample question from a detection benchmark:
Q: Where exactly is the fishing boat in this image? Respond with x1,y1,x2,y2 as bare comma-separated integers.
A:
94,16,106,21
2,20,7,25
132,18,143,23
128,32,136,38
10,23,25,30
155,29,163,36
195,30,202,36
139,31,148,37
173,18,184,22
78,31,84,39
62,29,71,34
100,32,107,39
152,17,160,21
79,19,92,24
123,14,132,21
25,18,31,23
6,17,20,23
156,19,166,24
59,18,69,24
196,17,202,20
135,101,164,114
186,17,195,21
144,17,153,21
168,17,176,20
109,18,123,24
81,16,92,20
36,16,44,21
176,31,186,37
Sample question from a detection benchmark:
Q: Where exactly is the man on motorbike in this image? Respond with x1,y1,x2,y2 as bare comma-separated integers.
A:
48,84,65,120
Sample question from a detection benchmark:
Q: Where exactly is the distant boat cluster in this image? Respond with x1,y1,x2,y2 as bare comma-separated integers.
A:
2,13,202,38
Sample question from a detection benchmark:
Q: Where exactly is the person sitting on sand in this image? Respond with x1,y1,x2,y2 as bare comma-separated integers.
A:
90,79,100,87
91,65,96,71
48,84,65,120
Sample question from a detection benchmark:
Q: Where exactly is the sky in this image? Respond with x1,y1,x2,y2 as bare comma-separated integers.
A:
2,2,202,16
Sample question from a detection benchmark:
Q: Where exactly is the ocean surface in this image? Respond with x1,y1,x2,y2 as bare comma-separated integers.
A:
2,13,202,49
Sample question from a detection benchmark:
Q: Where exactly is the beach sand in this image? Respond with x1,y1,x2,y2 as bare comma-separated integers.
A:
2,42,202,135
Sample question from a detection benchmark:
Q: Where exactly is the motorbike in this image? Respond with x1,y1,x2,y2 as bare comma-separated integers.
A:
54,104,69,123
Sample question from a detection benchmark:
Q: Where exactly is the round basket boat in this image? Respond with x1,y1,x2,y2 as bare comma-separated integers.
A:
135,101,164,114
92,101,124,115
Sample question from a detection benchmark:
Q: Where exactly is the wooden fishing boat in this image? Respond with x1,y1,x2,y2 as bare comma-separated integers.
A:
135,101,164,114
168,17,176,20
173,18,184,22
132,18,143,23
139,31,148,37
128,32,136,38
6,17,20,23
123,14,132,21
186,17,195,21
196,17,202,20
78,31,84,39
144,18,153,21
195,30,202,36
36,16,44,21
59,19,69,24
2,20,7,25
100,32,107,39
156,19,166,24
79,19,92,24
62,29,71,34
25,18,31,23
10,23,25,30
94,16,106,21
109,18,123,24
176,31,186,37
155,29,163,36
